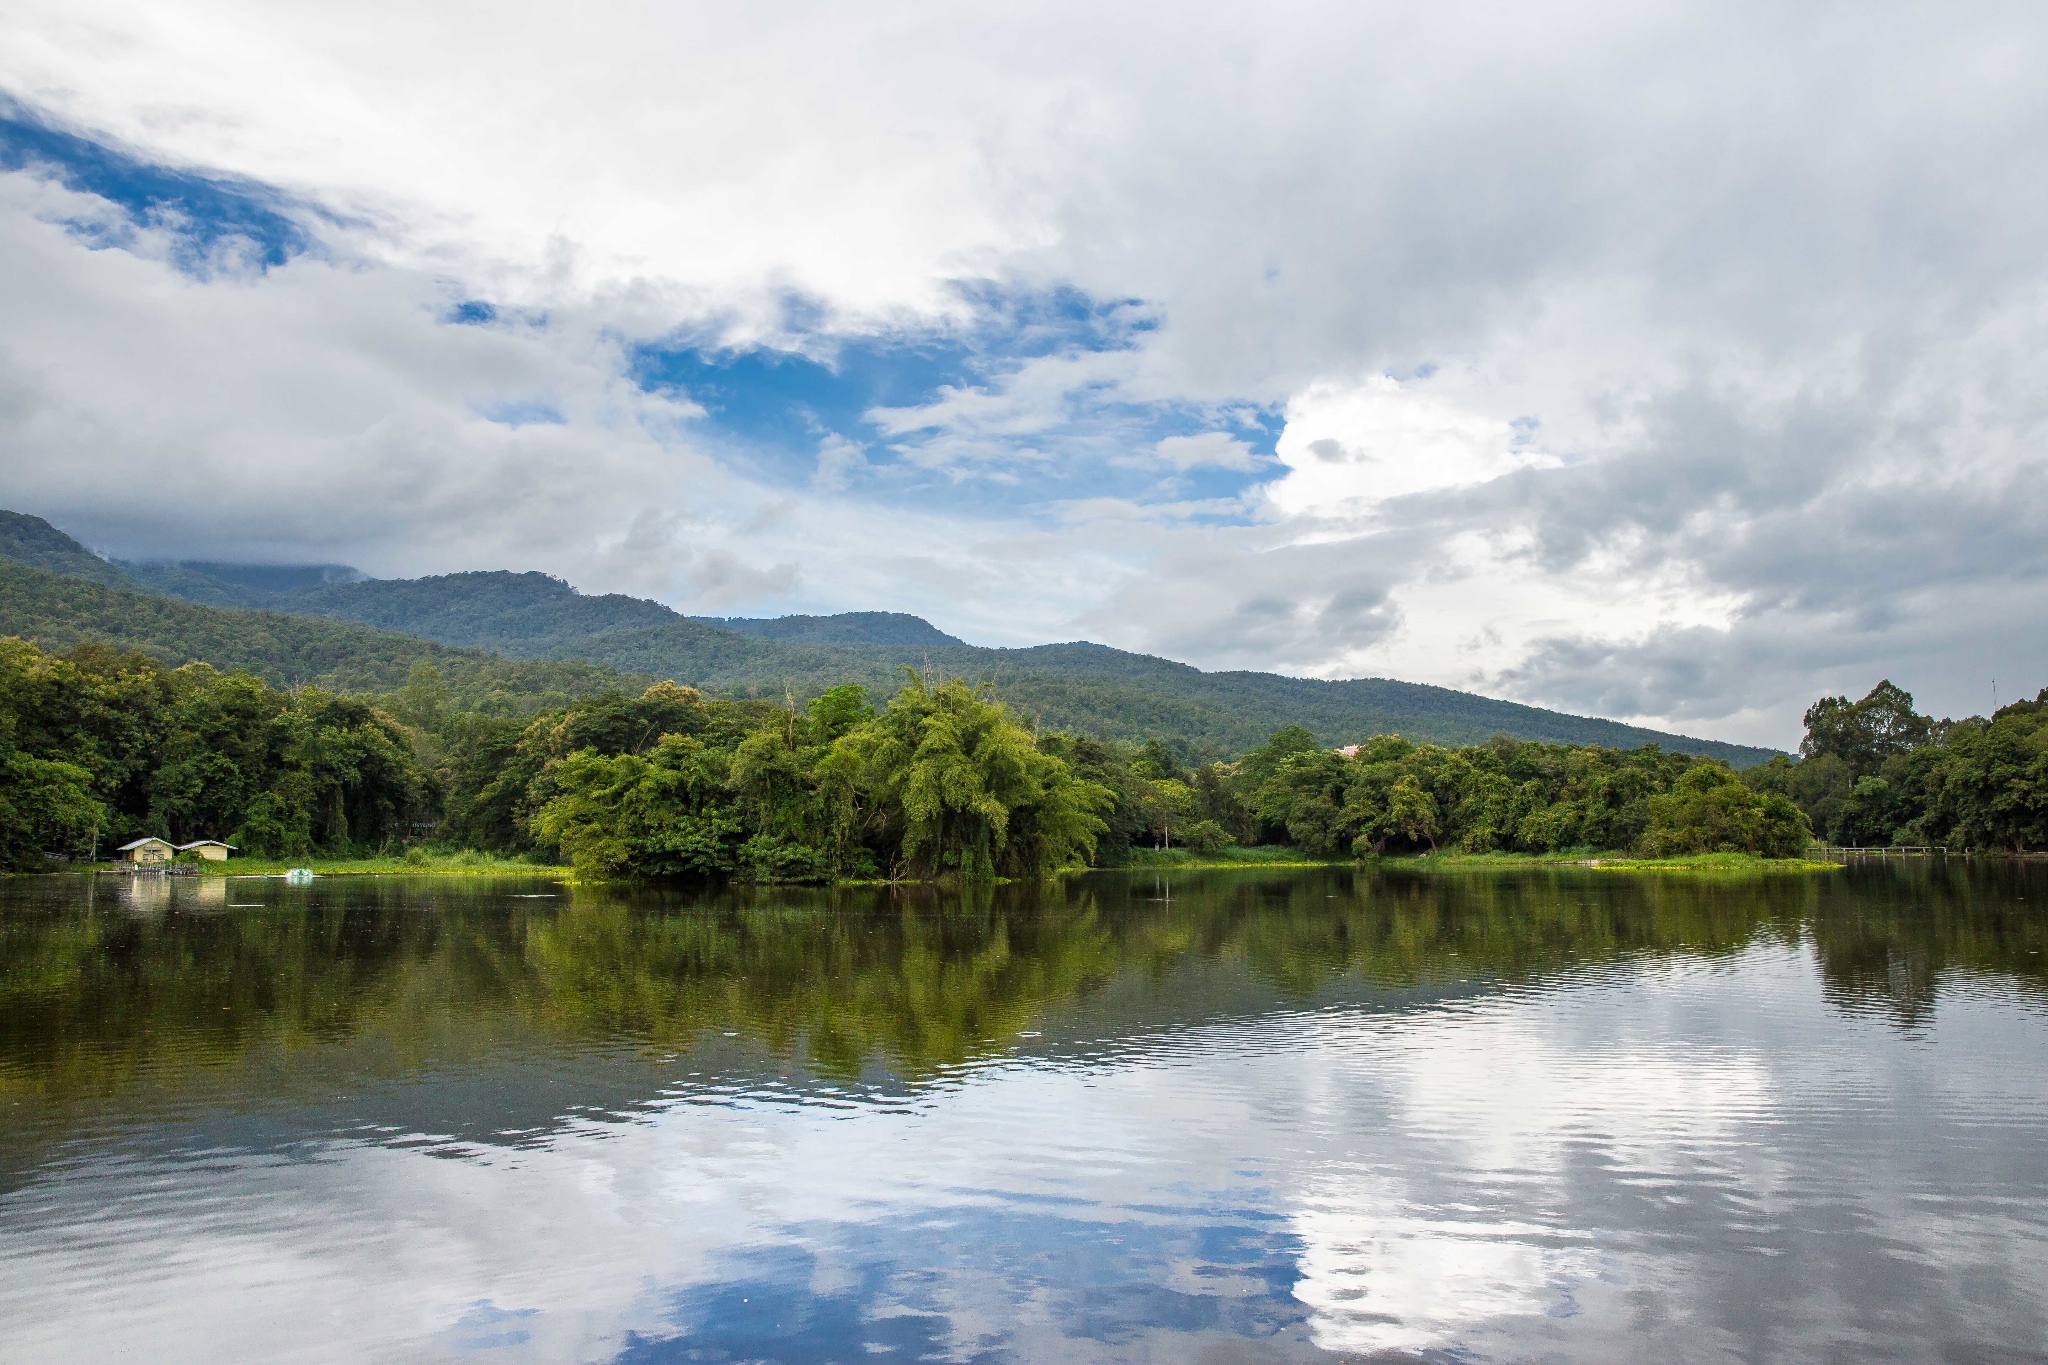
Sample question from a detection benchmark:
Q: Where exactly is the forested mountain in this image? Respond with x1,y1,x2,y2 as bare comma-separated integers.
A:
121,559,364,606
1,510,362,609
0,510,137,590
286,571,695,646
693,612,967,647
0,559,648,713
0,510,1778,764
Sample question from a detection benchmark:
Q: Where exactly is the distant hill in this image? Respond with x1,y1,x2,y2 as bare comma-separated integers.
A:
115,561,289,608
0,512,372,610
0,509,134,589
168,561,365,592
694,611,966,648
0,510,1782,764
286,571,689,645
0,557,649,713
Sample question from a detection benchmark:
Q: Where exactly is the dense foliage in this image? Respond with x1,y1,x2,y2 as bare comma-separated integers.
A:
0,638,425,866
1214,726,1810,859
1,633,1809,875
512,675,1113,881
1744,680,2048,852
12,622,2043,875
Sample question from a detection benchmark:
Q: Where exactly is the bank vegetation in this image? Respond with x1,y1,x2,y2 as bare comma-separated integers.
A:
4,635,2042,878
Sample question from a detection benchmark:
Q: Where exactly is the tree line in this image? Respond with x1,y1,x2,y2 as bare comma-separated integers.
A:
0,638,423,865
4,633,2042,874
1745,680,2048,852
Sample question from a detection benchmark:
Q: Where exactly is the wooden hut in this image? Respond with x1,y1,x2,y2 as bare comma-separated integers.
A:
116,837,176,865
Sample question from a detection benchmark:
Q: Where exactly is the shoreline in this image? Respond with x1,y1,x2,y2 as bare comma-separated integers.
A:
69,858,572,879
1095,848,1843,875
36,848,1844,884
1386,851,1842,874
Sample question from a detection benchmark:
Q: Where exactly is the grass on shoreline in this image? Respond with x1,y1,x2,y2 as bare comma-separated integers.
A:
1105,845,1346,871
1383,849,1841,874
52,845,1832,884
1101,846,1840,875
214,852,569,878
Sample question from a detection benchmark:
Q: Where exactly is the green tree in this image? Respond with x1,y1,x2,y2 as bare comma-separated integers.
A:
1379,774,1441,852
1641,765,1810,857
0,751,103,868
805,684,874,740
452,681,721,856
530,734,742,878
1933,693,2048,852
1801,680,1934,775
392,660,451,733
1251,748,1356,856
1035,732,1154,863
1190,760,1255,843
831,675,1111,879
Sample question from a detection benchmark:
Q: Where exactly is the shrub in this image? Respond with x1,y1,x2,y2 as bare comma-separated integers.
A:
737,835,834,884
1640,766,1811,858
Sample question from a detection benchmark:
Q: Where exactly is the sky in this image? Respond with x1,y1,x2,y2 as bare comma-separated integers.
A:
2,0,2046,747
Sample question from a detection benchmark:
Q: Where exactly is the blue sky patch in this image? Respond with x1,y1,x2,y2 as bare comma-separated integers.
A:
631,328,976,478
628,285,1281,517
0,94,317,272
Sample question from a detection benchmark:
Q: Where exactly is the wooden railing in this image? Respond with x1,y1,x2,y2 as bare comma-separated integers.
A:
1808,845,1949,858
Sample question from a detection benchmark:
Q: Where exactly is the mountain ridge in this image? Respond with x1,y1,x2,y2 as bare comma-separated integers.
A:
0,557,650,711
0,510,1781,764
692,611,966,648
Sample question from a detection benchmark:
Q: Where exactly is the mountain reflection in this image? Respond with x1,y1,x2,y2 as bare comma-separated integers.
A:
4,862,2042,1113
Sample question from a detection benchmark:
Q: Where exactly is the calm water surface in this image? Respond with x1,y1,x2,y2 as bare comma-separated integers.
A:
2,863,2046,1363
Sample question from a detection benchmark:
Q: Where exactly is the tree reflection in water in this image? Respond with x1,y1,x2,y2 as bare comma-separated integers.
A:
3,862,2041,1111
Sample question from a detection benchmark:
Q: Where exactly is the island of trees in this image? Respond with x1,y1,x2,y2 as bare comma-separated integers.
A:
3,634,2043,877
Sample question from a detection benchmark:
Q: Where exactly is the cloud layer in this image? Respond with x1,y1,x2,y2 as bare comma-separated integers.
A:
4,0,2048,743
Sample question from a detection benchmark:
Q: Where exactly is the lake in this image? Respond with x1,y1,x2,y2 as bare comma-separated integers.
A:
2,862,2045,1363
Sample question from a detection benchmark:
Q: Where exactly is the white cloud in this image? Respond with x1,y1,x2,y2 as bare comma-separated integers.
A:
1265,373,1560,513
864,346,1158,475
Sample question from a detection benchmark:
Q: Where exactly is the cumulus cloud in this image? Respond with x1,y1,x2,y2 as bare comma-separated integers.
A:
3,0,2048,743
1265,373,1560,512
